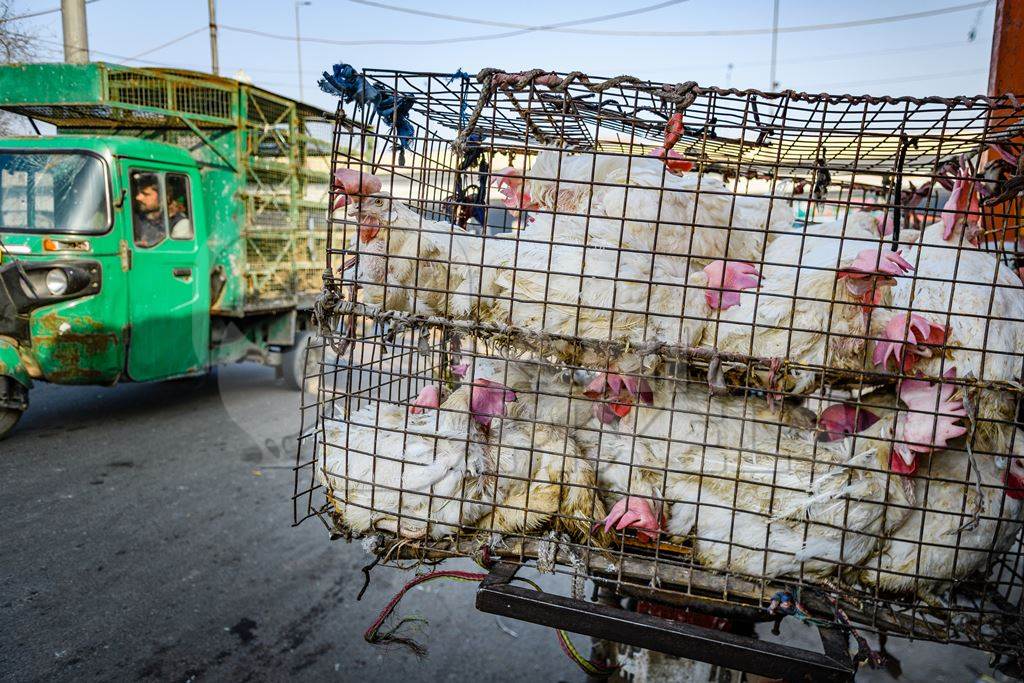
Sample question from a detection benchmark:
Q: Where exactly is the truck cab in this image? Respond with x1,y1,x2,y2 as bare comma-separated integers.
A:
0,135,209,382
0,63,336,437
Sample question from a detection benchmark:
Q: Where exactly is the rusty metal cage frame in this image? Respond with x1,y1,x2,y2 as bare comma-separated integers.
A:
294,67,1024,665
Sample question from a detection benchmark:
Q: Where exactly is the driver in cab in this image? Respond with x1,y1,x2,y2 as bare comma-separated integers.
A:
132,173,165,247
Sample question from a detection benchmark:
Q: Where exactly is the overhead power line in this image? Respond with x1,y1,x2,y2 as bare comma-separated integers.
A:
0,0,101,24
23,34,186,68
348,0,687,31
221,0,693,47
124,26,208,61
220,0,992,46
653,39,985,73
807,68,986,91
348,0,992,37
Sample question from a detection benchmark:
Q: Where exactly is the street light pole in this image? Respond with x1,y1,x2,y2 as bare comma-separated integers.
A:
769,0,780,90
208,0,219,76
294,1,311,101
60,0,89,64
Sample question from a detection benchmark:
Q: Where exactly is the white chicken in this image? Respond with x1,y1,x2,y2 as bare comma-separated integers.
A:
713,235,915,393
581,379,911,579
765,210,918,260
814,382,1023,597
319,385,494,539
479,228,762,418
872,219,1024,443
334,169,484,318
858,422,1024,598
669,373,982,580
682,419,906,580
319,375,601,540
511,149,793,263
482,232,703,348
335,169,761,365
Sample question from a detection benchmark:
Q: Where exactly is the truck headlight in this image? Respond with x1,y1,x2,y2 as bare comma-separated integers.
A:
45,268,69,296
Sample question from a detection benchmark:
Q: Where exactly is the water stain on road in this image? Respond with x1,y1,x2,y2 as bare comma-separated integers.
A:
229,618,258,645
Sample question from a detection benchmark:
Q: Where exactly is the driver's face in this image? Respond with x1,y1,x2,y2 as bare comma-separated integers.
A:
135,185,161,213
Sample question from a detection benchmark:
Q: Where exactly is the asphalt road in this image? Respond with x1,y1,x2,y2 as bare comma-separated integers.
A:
0,364,1008,682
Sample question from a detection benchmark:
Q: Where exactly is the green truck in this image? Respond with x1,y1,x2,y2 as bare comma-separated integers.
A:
0,62,338,438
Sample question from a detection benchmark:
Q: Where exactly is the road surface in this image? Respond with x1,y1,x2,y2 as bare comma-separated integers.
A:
0,364,1006,681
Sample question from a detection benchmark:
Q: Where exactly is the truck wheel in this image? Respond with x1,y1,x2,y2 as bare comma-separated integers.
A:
0,378,26,440
282,331,321,393
0,407,22,440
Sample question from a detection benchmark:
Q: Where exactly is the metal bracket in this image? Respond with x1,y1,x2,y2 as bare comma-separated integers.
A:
475,562,855,683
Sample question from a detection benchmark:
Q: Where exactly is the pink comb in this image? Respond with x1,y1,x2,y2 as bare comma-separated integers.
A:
333,168,383,210
941,161,980,241
492,167,539,212
893,368,967,473
873,313,948,372
840,248,914,277
409,385,441,414
703,260,760,310
838,248,913,308
469,378,517,427
600,496,662,542
874,214,895,237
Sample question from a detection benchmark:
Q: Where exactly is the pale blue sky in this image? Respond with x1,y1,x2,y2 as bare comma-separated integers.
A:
19,0,996,108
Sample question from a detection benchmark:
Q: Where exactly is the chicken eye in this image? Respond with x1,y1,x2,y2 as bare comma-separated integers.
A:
374,198,384,207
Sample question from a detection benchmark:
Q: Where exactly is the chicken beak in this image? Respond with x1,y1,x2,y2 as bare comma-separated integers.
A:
332,193,351,211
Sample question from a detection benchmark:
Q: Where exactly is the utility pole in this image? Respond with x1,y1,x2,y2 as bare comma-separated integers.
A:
60,0,89,64
208,0,219,75
988,0,1023,242
295,1,311,100
989,0,1023,95
769,0,780,90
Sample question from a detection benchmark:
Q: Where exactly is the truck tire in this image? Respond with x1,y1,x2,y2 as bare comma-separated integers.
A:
0,407,22,440
0,377,26,440
282,331,320,393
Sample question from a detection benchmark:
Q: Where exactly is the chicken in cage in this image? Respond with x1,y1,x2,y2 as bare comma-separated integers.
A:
294,65,1024,670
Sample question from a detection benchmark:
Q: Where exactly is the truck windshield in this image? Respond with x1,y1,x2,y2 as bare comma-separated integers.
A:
0,152,110,234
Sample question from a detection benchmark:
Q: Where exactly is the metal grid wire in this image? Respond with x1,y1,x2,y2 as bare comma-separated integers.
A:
241,91,331,305
107,68,234,125
294,68,1024,655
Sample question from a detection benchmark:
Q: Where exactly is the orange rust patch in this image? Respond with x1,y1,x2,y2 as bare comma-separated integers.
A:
33,311,121,383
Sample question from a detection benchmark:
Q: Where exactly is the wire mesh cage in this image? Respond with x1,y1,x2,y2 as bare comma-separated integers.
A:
293,66,1024,661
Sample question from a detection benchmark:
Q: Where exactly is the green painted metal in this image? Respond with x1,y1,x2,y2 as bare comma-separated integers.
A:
118,160,211,381
29,287,127,385
0,63,102,107
0,338,31,388
0,62,332,388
